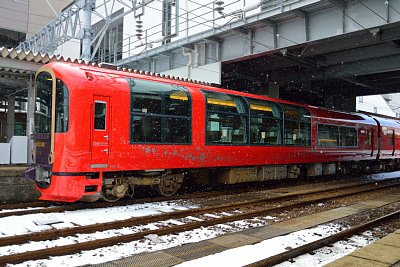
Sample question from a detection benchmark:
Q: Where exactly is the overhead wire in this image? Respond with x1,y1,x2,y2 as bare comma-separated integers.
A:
388,3,400,15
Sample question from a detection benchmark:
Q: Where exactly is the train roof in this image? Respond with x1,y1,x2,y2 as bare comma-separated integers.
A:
368,114,400,127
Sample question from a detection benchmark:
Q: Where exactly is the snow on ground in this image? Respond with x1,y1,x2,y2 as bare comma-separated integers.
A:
6,219,377,267
176,226,377,267
275,233,376,266
0,200,198,237
0,207,44,214
368,170,400,180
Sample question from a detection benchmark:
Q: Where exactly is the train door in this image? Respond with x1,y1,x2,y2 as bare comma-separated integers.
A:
391,129,395,156
369,128,374,157
91,96,110,168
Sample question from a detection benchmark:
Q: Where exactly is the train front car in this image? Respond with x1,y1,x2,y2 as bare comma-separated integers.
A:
25,65,99,202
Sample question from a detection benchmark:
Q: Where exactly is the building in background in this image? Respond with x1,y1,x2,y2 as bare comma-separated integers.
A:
383,94,400,117
356,95,398,118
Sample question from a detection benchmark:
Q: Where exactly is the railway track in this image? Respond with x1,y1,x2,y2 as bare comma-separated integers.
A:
0,178,399,265
245,209,400,267
0,176,398,218
0,177,308,217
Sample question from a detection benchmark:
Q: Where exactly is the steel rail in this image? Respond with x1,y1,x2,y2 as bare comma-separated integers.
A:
0,183,263,218
245,210,400,267
0,201,49,210
0,176,300,217
0,181,399,265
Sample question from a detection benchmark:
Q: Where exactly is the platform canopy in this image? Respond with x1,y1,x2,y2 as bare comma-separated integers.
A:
0,47,54,97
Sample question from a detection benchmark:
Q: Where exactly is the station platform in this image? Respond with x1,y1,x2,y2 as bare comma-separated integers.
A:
93,191,400,267
325,230,400,267
0,165,40,204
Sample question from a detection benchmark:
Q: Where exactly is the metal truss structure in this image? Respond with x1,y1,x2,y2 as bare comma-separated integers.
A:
17,0,155,60
17,1,86,54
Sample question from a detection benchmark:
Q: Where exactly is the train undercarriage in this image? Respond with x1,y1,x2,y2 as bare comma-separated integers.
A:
83,159,400,202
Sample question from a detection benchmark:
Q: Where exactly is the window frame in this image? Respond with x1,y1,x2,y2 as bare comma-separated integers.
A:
35,72,69,134
94,101,107,131
317,123,358,148
128,78,192,145
246,97,283,146
281,104,311,147
202,90,249,145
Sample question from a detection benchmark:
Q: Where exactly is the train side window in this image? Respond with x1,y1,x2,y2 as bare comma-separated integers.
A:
281,104,311,146
247,98,282,145
388,130,394,146
365,129,371,145
340,127,357,147
318,124,339,147
202,90,248,145
317,124,357,147
94,102,106,130
128,78,191,144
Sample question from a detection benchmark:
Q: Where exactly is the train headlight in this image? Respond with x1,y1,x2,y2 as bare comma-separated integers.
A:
35,166,52,189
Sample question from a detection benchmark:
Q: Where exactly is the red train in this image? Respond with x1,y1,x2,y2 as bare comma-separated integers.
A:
25,61,400,202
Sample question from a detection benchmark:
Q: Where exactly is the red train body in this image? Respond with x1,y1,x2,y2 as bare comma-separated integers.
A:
25,62,400,202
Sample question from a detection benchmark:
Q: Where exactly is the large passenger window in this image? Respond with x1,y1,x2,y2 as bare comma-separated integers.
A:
203,91,248,144
247,98,282,145
281,104,311,146
129,78,191,144
317,124,357,147
340,127,357,146
318,124,339,147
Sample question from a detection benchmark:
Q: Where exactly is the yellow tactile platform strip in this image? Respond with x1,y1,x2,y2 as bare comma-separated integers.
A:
325,229,400,267
90,192,400,267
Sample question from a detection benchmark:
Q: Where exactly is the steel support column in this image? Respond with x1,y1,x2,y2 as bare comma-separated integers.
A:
81,0,93,61
6,95,15,142
26,73,34,164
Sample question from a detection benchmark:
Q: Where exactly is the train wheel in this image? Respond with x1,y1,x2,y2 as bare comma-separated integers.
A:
101,186,122,202
154,174,181,197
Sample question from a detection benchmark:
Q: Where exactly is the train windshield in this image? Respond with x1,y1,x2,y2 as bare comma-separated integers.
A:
35,72,69,133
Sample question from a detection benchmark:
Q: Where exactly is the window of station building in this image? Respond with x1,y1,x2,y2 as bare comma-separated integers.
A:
128,78,191,144
281,104,311,146
203,91,248,144
317,124,357,147
247,98,282,145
